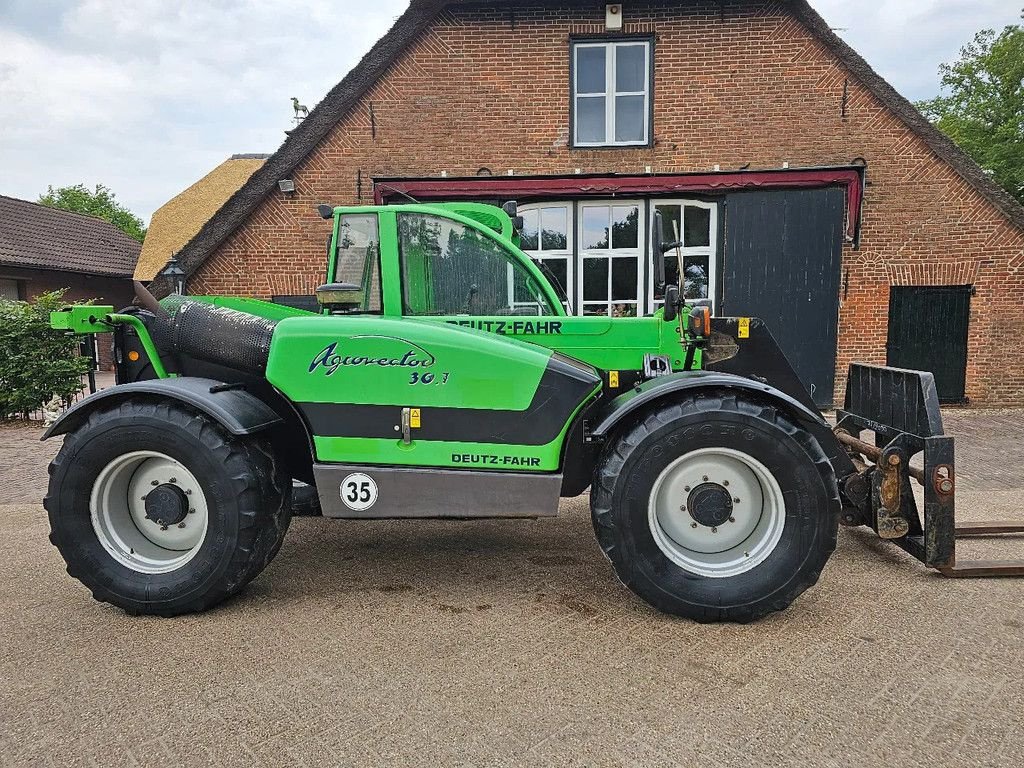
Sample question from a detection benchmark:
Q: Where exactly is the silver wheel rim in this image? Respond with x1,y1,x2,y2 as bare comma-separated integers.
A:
90,450,209,574
648,447,786,578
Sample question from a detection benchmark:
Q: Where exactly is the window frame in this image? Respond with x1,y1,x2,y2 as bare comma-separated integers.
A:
328,212,384,314
517,203,575,313
647,199,719,315
570,36,654,149
577,199,644,318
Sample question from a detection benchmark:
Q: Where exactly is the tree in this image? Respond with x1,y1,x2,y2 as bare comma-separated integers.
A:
916,13,1024,204
38,183,147,242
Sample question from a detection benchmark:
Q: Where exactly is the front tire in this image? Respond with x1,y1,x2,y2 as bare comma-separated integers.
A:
45,398,291,616
591,391,839,623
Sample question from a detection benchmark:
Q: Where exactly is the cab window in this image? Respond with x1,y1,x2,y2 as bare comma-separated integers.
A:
397,213,555,316
333,214,382,313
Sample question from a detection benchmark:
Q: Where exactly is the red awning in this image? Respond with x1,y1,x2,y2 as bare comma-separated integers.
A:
374,166,865,244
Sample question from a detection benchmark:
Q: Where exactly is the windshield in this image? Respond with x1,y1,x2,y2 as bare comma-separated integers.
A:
398,213,557,316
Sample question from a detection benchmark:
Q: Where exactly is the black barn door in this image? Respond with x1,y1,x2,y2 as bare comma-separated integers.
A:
887,286,971,403
721,188,845,406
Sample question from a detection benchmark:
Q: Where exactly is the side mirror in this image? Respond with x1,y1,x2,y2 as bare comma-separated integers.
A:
663,285,679,323
652,211,666,294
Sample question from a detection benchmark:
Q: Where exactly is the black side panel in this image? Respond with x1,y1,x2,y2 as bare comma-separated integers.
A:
301,353,601,446
722,187,845,406
886,286,971,404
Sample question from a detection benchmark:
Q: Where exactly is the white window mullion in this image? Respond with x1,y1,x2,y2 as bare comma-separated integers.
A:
606,44,616,147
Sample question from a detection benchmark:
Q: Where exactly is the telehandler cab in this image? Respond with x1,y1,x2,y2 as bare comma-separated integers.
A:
44,201,1024,622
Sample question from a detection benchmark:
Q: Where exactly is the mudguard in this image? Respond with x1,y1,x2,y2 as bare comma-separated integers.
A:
42,377,283,440
591,370,828,439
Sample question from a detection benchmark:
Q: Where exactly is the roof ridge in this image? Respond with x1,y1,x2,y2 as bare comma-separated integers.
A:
0,192,145,233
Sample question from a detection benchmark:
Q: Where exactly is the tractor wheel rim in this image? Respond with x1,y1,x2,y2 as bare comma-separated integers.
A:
648,447,785,579
90,450,209,575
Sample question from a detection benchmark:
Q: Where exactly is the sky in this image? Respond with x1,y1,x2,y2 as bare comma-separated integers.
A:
0,0,1020,223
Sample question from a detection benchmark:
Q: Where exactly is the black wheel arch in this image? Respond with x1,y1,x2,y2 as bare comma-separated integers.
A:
43,377,316,485
590,371,854,479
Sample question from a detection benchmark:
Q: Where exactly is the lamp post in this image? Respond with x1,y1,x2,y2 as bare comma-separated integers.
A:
160,254,186,295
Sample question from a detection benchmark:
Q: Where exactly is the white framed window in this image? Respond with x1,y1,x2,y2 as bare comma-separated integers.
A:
572,40,651,147
649,200,718,314
519,204,574,313
578,201,643,317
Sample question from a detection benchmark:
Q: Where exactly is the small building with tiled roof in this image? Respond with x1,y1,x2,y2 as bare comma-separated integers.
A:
0,194,142,369
134,154,269,281
0,194,140,302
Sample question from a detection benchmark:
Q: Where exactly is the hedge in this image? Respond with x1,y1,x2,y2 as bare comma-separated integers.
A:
0,291,92,419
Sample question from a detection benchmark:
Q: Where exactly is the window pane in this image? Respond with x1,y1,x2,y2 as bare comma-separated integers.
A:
334,214,382,312
612,303,637,318
520,209,539,251
664,254,680,289
540,207,568,250
582,206,610,250
616,44,646,92
0,278,19,301
683,254,710,300
583,258,608,301
611,257,638,300
398,214,554,316
611,205,639,249
576,46,606,94
614,95,645,143
576,96,606,144
539,258,568,300
655,204,681,243
684,206,712,247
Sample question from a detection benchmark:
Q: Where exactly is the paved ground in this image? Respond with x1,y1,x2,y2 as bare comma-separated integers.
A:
1,409,1023,767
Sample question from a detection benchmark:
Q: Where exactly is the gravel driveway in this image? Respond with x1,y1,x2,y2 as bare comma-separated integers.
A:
1,410,1022,767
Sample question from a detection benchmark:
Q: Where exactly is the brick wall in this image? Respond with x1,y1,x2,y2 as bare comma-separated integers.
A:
192,0,1024,405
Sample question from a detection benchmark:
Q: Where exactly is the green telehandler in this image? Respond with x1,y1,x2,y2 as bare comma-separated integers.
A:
44,201,1024,621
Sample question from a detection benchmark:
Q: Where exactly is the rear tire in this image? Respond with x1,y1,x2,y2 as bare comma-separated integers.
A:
45,398,290,616
591,391,839,623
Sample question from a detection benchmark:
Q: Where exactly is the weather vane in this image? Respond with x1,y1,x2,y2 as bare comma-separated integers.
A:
291,97,309,121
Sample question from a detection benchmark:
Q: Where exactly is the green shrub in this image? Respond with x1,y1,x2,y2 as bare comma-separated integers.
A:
0,291,92,418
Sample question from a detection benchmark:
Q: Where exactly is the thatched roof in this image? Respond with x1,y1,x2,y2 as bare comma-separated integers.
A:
135,154,269,281
158,0,1024,292
0,194,140,278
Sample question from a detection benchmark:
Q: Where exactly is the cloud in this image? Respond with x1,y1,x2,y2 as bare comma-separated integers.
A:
0,0,1020,222
0,0,408,219
813,0,1021,99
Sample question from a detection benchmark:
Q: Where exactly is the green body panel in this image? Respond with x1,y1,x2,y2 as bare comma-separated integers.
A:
266,315,599,469
267,315,551,408
442,313,700,372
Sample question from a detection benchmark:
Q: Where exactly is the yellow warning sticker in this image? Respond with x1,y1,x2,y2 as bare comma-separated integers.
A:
609,371,620,388
738,318,750,339
410,408,421,428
